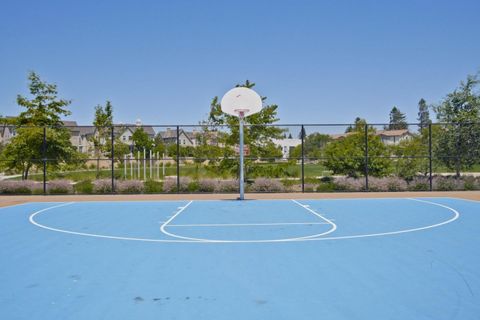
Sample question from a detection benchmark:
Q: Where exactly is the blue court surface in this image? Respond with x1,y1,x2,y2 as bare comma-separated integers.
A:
1,197,479,319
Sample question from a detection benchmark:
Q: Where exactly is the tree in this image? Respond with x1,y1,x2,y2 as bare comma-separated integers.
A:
345,117,367,133
0,72,77,179
131,128,153,155
417,98,431,130
17,72,71,126
203,80,285,177
290,133,331,159
90,101,113,177
152,133,166,156
324,128,391,178
1,128,77,179
433,74,480,176
387,107,408,130
392,134,429,180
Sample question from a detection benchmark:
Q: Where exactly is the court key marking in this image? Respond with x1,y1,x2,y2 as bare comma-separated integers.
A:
28,198,460,244
159,200,337,242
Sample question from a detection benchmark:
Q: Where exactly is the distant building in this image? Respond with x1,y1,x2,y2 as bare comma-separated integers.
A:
62,121,93,154
0,124,16,145
271,138,301,159
376,129,412,145
158,128,196,147
329,129,412,145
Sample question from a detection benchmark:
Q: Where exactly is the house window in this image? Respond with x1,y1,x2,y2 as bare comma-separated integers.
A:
123,136,126,141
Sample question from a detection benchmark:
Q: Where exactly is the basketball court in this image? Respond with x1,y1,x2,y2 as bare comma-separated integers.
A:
1,196,479,319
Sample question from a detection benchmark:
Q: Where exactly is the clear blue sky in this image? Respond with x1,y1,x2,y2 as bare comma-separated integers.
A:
1,0,479,125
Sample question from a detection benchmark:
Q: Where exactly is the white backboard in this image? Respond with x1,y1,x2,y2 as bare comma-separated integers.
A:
220,87,262,118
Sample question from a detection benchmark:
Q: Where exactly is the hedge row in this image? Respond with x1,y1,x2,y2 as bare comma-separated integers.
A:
1,176,479,194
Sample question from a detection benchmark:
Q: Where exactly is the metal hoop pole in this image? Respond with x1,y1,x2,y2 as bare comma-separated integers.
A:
239,113,245,200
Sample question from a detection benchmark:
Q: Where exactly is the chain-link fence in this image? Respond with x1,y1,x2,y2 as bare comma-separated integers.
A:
1,122,479,194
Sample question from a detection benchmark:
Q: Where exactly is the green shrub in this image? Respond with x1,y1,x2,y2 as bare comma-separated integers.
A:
0,181,40,194
188,181,200,192
463,176,477,190
433,176,464,191
144,180,163,193
93,179,113,193
117,180,144,193
250,178,284,192
47,180,73,194
75,180,94,194
316,182,335,192
408,177,430,191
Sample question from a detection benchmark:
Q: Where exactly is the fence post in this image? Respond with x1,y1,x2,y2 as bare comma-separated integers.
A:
42,126,47,195
428,123,433,191
111,126,115,193
301,125,305,193
176,125,180,193
364,124,369,191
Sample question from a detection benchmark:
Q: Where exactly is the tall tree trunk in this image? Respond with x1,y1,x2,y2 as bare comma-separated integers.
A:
96,148,100,179
455,157,460,178
24,163,31,180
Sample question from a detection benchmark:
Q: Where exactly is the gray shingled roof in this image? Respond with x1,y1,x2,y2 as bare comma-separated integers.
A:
119,124,156,137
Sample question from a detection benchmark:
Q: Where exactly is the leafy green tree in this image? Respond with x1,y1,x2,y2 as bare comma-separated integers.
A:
17,72,71,126
324,128,392,177
345,117,367,133
167,144,195,158
433,74,480,176
1,128,77,179
90,101,113,177
153,133,166,156
108,139,130,161
290,133,331,159
387,107,408,130
204,80,285,177
206,80,284,156
417,98,431,130
131,128,154,155
392,134,429,180
0,72,78,179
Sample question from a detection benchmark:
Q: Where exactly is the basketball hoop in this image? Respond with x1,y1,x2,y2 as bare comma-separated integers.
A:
221,87,262,118
221,87,262,200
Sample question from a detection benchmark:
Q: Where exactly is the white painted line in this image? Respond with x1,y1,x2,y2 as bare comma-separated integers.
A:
167,222,331,227
159,201,199,241
29,201,201,243
27,198,461,244
300,198,460,241
160,199,338,242
291,199,337,238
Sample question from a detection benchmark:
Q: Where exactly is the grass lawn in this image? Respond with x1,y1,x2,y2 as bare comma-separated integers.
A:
6,162,480,182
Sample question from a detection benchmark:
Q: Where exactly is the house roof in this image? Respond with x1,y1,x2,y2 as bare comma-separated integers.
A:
329,132,355,140
78,126,95,136
376,129,410,137
159,129,180,139
61,121,78,127
158,129,194,144
120,125,156,136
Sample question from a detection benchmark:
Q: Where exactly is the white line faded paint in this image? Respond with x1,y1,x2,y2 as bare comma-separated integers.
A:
28,198,460,244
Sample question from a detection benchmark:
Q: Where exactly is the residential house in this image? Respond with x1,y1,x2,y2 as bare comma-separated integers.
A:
376,129,412,145
158,128,196,147
271,138,301,159
329,129,412,145
0,124,16,145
